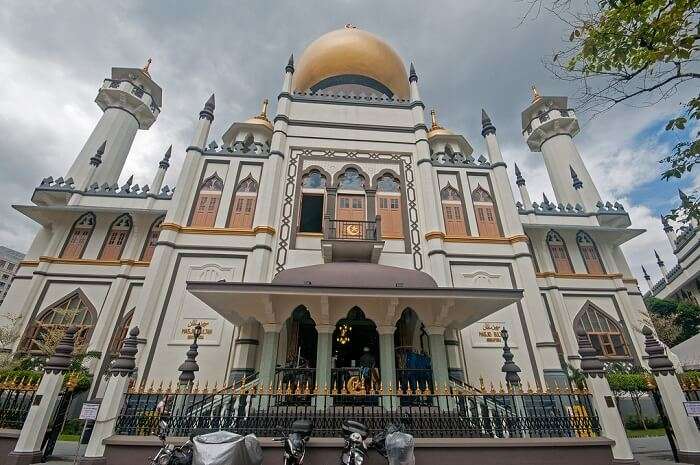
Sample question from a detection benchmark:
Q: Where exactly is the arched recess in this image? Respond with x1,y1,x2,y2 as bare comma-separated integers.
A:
440,185,468,236
332,307,379,393
525,234,540,272
228,175,258,229
335,167,368,223
576,231,605,274
140,216,164,262
279,306,318,392
546,230,574,274
393,308,432,391
375,172,403,238
298,168,330,233
20,289,97,354
190,173,224,227
99,213,133,260
573,302,630,359
61,212,96,259
107,308,134,357
472,185,500,237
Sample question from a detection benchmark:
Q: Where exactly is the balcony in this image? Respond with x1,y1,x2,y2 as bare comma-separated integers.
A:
321,216,384,263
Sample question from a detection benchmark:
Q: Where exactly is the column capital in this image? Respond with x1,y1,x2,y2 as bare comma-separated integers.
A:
316,324,335,334
424,325,446,336
263,323,283,333
376,325,397,335
642,326,676,375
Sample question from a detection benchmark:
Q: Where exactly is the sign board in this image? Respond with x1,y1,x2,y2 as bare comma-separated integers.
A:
470,322,516,348
683,401,700,417
79,402,101,421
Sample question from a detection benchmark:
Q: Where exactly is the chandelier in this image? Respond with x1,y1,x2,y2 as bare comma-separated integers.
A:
336,324,352,345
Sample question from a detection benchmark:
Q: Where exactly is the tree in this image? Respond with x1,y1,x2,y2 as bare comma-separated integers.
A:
525,0,700,222
606,362,652,429
645,296,700,345
0,313,22,366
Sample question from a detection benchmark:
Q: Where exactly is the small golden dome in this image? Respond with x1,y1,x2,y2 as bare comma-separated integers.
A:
427,109,454,138
293,27,409,100
243,99,273,131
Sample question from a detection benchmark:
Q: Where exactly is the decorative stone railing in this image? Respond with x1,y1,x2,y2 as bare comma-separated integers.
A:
290,90,410,106
430,151,490,168
37,176,174,200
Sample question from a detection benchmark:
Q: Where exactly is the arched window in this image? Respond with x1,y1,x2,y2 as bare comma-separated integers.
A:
99,214,132,260
299,169,328,233
472,185,500,237
546,230,574,274
336,168,366,223
228,176,258,229
108,308,134,357
140,216,164,262
21,290,96,353
576,231,605,274
190,173,224,227
338,168,365,190
376,174,403,238
575,303,629,358
441,185,468,236
61,213,96,259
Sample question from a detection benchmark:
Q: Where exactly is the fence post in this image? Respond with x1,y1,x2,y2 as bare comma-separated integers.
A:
8,327,78,465
642,326,700,465
79,327,140,465
575,326,637,464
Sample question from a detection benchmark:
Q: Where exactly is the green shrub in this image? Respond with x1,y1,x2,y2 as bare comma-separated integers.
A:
624,415,663,430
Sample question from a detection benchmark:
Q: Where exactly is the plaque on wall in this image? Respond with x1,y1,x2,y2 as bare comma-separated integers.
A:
181,319,215,340
470,321,516,348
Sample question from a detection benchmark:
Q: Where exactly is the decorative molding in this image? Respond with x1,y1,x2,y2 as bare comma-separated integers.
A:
160,222,256,236
253,225,276,235
536,271,624,280
444,234,529,244
37,256,150,267
425,231,446,241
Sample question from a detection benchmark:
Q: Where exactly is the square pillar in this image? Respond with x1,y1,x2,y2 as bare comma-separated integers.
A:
230,320,261,383
426,325,451,411
378,325,398,410
258,323,282,391
315,325,334,410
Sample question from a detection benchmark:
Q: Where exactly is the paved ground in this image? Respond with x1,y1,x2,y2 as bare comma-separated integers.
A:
44,441,86,465
630,436,692,465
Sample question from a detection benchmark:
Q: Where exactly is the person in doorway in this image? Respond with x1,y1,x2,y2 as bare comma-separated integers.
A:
358,346,376,393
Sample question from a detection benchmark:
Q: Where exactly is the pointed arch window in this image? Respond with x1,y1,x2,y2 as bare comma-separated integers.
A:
299,169,328,233
441,185,468,236
472,185,500,237
575,303,629,358
376,173,403,238
337,168,366,191
141,216,164,262
21,290,96,354
61,213,96,259
547,230,574,274
228,176,258,229
576,231,605,274
191,173,224,227
108,308,134,357
99,214,132,260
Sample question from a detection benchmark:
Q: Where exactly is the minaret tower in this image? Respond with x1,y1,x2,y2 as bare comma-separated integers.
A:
65,59,162,188
521,86,601,211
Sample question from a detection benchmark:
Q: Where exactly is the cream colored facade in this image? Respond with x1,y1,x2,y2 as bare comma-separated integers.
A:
1,27,653,398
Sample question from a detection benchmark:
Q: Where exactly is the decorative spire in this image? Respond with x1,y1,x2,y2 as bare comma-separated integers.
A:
90,141,106,167
142,58,152,77
500,328,521,387
44,327,78,374
661,214,673,232
199,93,215,121
642,266,650,280
256,98,270,121
178,324,202,385
642,326,675,375
654,249,664,267
575,325,604,376
429,109,443,131
109,327,140,377
514,163,526,187
409,62,418,83
570,165,583,190
481,109,496,137
286,54,295,73
159,145,172,170
531,85,542,102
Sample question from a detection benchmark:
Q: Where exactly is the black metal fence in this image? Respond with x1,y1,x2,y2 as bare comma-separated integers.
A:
681,380,700,429
0,377,39,429
324,219,379,241
115,382,600,439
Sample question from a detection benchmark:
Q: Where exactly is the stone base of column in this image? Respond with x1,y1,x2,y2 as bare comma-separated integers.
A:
611,458,640,465
6,450,44,465
78,456,107,465
678,451,700,465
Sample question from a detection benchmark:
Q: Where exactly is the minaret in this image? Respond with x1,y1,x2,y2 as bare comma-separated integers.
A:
522,86,601,211
514,163,532,208
150,145,171,195
66,59,162,188
661,214,677,248
655,250,668,277
642,266,653,289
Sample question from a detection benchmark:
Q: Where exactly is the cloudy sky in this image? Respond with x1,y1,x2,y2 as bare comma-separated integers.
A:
0,1,694,290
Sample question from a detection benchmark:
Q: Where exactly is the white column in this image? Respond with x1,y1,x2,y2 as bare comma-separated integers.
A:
258,323,282,391
377,325,398,409
229,320,261,383
315,325,334,410
81,374,131,463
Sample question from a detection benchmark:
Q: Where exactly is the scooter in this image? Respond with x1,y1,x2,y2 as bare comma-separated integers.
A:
274,420,313,465
371,423,415,465
340,420,371,465
150,420,193,465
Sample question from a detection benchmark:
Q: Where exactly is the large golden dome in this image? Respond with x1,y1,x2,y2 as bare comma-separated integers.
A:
293,27,410,100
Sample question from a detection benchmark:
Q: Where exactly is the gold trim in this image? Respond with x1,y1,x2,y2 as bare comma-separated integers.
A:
37,256,150,267
297,232,324,237
425,231,446,241
18,260,40,268
622,278,638,284
380,235,404,240
160,222,257,236
253,225,276,235
443,235,529,244
536,272,624,280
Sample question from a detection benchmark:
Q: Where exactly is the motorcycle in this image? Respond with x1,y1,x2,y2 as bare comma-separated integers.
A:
274,420,313,465
150,420,193,465
371,423,415,465
340,420,371,465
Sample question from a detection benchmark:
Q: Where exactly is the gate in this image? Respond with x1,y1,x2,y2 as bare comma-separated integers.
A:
40,384,78,460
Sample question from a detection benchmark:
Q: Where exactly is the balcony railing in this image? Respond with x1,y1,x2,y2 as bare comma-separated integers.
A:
324,217,381,241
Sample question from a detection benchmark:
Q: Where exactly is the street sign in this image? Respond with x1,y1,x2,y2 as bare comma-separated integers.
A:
79,402,101,421
683,401,700,417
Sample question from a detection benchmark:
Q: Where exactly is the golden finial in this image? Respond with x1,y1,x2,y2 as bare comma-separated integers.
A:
531,85,542,102
256,98,270,122
499,381,505,394
429,109,444,131
388,382,393,395
526,381,533,393
142,58,152,77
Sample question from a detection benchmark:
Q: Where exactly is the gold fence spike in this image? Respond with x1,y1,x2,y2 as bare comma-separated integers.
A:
148,379,155,393
203,381,209,394
294,383,302,395
499,381,504,394
479,376,485,391
331,384,338,396
526,381,533,394
323,384,329,395
388,382,393,395
305,380,310,395
489,382,495,394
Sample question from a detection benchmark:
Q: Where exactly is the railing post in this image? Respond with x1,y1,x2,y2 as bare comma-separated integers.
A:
79,327,141,465
8,327,78,465
575,326,636,464
258,323,281,408
323,214,331,240
375,215,382,240
642,326,700,465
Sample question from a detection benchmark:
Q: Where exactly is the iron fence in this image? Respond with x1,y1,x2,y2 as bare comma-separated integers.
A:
681,379,700,429
115,381,600,439
0,377,39,429
324,219,378,241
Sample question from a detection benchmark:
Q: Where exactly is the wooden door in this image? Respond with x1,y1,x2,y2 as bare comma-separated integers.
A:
377,195,402,237
475,204,499,237
62,229,90,259
549,244,573,274
191,193,221,227
100,230,128,260
337,195,365,221
580,245,604,274
442,203,467,236
229,194,257,229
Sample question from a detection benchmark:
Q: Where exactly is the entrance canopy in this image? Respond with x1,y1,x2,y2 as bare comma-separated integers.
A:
187,263,523,330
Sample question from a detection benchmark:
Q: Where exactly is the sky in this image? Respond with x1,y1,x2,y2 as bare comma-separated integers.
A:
0,0,694,291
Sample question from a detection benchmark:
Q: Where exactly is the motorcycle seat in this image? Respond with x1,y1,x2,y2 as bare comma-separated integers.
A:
341,420,368,437
291,419,313,435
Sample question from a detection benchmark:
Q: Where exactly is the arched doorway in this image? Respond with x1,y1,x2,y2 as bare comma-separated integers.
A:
278,306,317,392
394,308,433,392
331,307,380,395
